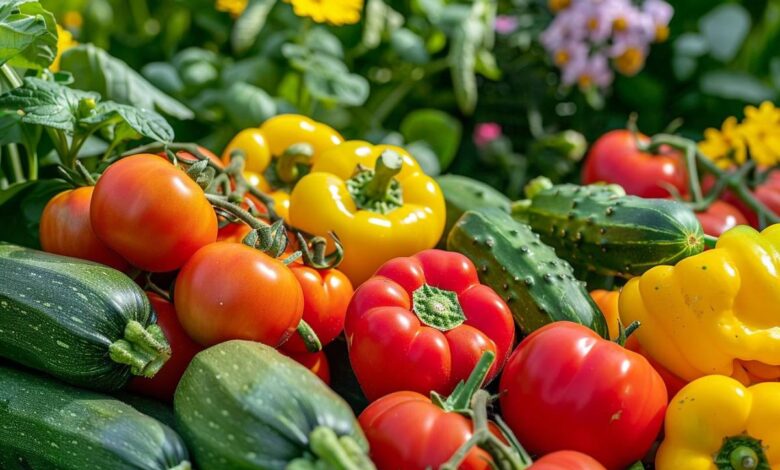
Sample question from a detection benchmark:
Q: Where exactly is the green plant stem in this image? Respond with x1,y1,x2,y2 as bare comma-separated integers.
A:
205,194,266,230
296,320,322,353
5,144,24,183
0,63,23,88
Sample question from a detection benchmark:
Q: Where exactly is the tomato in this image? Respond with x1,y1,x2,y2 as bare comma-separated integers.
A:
174,242,304,347
282,350,330,384
530,451,606,470
499,322,667,470
282,266,353,353
346,250,515,401
624,335,687,399
128,293,202,402
39,186,128,271
703,170,780,228
221,128,271,172
259,114,344,159
583,130,687,198
216,221,252,243
695,200,748,236
91,154,217,272
359,391,500,469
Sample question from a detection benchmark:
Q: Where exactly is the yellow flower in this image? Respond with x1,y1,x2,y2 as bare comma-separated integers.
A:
51,25,77,72
549,0,571,13
284,0,363,26
63,11,83,29
740,101,780,166
613,47,645,76
698,117,748,168
216,0,248,18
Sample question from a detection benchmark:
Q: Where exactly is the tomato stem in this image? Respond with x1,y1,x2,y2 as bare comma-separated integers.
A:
295,320,322,353
295,232,345,270
108,321,171,378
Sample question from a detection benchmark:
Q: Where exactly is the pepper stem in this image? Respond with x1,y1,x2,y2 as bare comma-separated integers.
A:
276,143,314,184
295,320,322,353
433,350,495,413
364,151,403,200
715,435,769,470
412,284,466,331
108,321,172,378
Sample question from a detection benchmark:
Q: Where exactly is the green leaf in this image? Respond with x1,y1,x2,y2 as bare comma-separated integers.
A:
60,44,194,120
399,109,462,171
405,141,440,176
0,110,22,145
302,56,369,107
0,0,57,70
771,57,780,90
475,49,501,80
391,28,429,64
306,27,343,58
0,76,98,132
674,33,709,58
141,62,185,96
700,70,776,103
81,101,174,143
232,0,276,55
699,4,750,62
0,178,69,248
221,82,276,129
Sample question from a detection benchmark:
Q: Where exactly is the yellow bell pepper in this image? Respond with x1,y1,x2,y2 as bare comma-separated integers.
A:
657,375,780,470
289,141,446,285
620,224,780,384
220,115,344,222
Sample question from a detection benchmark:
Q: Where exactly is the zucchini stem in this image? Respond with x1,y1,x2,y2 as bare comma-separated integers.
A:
109,321,172,378
307,426,376,470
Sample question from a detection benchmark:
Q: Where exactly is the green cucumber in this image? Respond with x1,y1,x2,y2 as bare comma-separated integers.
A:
436,174,511,244
0,243,171,391
175,340,374,470
512,179,704,277
447,208,608,337
0,364,190,470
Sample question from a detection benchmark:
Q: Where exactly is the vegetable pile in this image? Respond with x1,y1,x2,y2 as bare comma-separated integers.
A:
2,2,780,470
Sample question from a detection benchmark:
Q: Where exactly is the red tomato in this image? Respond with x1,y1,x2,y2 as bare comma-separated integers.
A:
703,170,780,228
128,293,202,401
216,221,252,243
282,350,330,384
39,186,128,271
174,242,304,347
345,249,515,401
624,335,687,399
695,200,748,236
282,266,353,353
499,322,667,470
530,451,606,470
157,146,224,168
582,130,687,198
359,391,498,469
91,154,217,272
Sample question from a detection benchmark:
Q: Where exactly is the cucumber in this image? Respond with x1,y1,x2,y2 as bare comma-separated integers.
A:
447,208,608,338
512,179,704,277
436,174,511,245
175,340,374,470
0,364,190,470
0,243,171,391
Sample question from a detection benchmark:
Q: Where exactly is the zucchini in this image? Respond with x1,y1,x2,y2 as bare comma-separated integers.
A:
0,243,171,391
175,340,374,470
435,174,511,245
512,179,704,277
0,364,190,470
447,208,608,338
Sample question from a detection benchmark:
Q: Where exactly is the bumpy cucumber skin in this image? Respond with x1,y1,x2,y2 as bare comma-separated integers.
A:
514,184,704,277
436,175,511,245
0,364,190,470
0,243,153,391
447,208,608,338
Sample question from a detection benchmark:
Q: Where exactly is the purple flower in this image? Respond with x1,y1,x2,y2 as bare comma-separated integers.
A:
643,0,673,42
571,0,615,44
550,40,589,68
495,15,519,35
564,52,613,89
540,9,588,51
474,123,503,148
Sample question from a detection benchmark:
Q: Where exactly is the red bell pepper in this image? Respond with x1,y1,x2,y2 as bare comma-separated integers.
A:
345,249,515,401
499,322,667,470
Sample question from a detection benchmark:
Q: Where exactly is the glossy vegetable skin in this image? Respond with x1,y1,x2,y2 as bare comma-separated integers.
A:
657,375,780,470
582,129,687,198
283,350,331,384
282,265,353,353
90,154,218,272
500,322,667,470
39,186,128,271
530,451,607,470
0,243,170,391
174,242,304,347
694,200,748,237
175,340,371,469
620,224,780,384
0,364,190,470
346,249,514,400
129,293,203,402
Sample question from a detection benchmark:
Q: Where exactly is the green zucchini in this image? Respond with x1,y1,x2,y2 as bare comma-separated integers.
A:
0,363,190,470
512,179,704,277
175,340,374,470
0,243,171,391
447,208,608,338
436,174,511,245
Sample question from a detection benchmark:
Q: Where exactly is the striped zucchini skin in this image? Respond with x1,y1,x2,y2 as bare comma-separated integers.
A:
0,243,154,390
0,364,190,470
447,208,608,338
175,340,368,470
514,184,704,277
436,174,511,245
